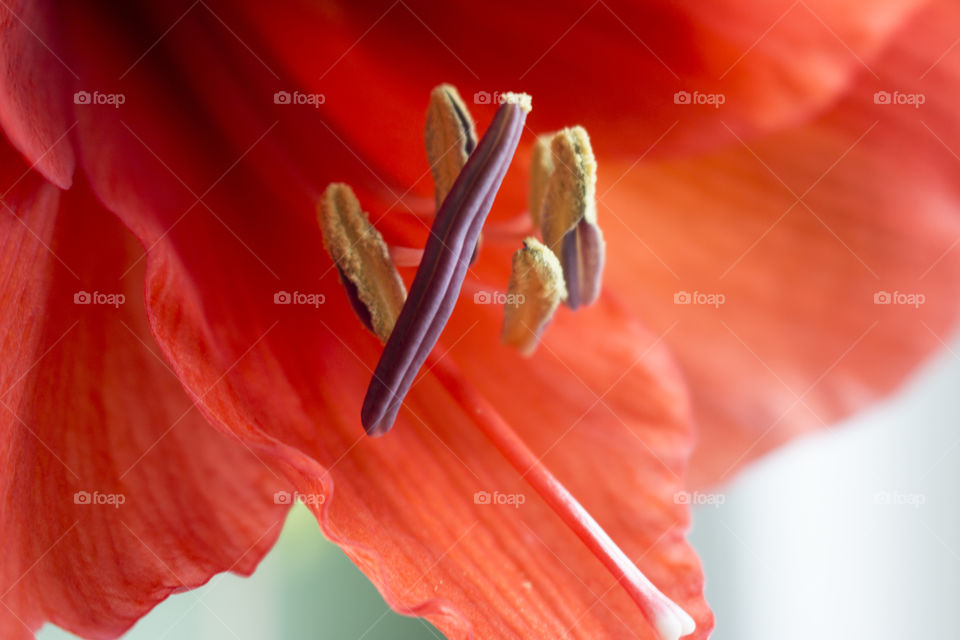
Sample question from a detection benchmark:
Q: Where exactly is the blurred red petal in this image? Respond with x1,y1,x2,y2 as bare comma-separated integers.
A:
0,0,74,188
54,7,713,636
599,0,960,487
0,146,288,638
7,0,954,635
220,0,926,175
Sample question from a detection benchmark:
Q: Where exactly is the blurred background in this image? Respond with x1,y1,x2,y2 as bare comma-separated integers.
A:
38,336,960,640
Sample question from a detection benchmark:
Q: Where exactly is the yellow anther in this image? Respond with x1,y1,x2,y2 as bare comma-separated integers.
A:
540,126,598,253
318,183,407,342
501,237,567,355
425,84,477,208
528,133,555,229
536,126,605,309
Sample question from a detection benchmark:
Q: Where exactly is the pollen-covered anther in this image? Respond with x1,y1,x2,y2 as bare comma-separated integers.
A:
501,238,567,355
318,183,407,342
425,84,478,208
528,133,554,229
426,83,483,265
540,126,606,310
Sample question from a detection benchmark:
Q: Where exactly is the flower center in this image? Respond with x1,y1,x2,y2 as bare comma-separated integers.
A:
361,91,530,437
318,86,693,639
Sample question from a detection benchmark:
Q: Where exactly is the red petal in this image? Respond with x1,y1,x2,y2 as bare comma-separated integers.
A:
0,0,74,188
219,0,924,169
57,8,712,636
599,0,960,487
333,298,713,638
0,147,287,638
68,0,924,201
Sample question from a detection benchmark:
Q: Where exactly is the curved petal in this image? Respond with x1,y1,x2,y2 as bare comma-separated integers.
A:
327,296,713,639
0,0,74,188
58,0,929,201
598,0,960,487
62,8,712,637
0,149,288,639
217,0,927,167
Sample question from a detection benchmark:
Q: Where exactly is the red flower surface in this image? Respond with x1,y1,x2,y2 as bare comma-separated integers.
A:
2,1,959,639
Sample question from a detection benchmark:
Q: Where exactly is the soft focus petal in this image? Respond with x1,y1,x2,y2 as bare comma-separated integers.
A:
450,247,713,636
0,0,74,188
219,0,926,171
599,0,960,487
0,148,287,638
330,296,712,639
62,9,711,637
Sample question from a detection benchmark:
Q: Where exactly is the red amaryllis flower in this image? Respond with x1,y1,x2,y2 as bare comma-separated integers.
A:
3,1,959,639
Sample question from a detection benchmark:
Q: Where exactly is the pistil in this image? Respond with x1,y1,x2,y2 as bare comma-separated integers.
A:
362,93,531,436
430,355,696,640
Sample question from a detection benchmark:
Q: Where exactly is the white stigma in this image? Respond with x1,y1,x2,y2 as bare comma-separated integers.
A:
498,91,532,113
653,599,697,640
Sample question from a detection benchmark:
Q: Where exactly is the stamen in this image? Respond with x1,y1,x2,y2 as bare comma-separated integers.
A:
561,217,604,311
362,93,532,436
318,183,407,342
425,84,478,208
427,85,484,265
528,133,555,229
429,355,697,640
501,237,567,355
539,126,606,310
